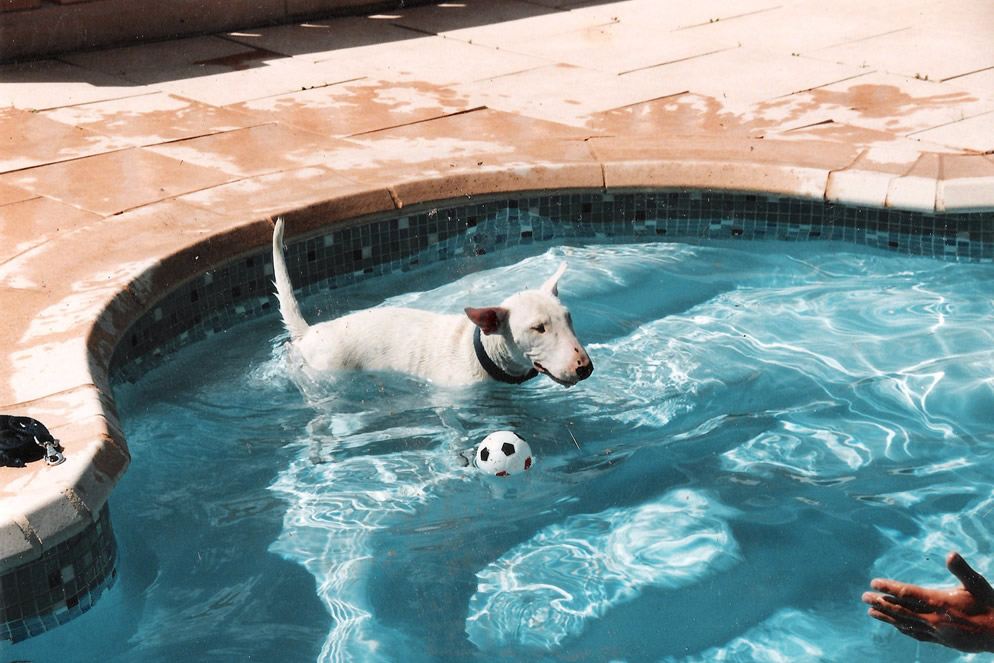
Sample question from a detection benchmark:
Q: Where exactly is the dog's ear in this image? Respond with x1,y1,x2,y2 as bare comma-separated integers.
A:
541,262,568,297
465,306,509,335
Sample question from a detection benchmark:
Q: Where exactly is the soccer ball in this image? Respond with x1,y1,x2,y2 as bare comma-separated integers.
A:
475,431,532,476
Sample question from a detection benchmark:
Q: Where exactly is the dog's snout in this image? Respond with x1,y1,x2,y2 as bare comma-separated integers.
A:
575,356,593,380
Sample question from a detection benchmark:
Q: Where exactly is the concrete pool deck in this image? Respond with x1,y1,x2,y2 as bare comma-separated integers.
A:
0,0,993,602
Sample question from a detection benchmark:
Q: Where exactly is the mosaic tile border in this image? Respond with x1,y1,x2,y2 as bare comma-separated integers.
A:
109,190,994,383
0,505,117,644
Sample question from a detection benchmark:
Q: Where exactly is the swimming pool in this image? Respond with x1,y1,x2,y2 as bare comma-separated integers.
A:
8,196,994,662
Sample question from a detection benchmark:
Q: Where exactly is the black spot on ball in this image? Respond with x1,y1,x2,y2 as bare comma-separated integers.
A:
480,447,490,462
502,442,516,456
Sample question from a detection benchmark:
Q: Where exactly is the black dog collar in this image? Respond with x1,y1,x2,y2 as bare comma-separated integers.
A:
473,327,538,384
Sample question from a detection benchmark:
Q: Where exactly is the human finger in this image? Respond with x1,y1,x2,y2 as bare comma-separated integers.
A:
893,619,940,644
946,552,994,605
866,604,940,644
867,604,899,626
864,592,931,621
867,581,939,613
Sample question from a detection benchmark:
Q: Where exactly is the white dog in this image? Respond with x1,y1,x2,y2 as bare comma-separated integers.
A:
272,218,593,387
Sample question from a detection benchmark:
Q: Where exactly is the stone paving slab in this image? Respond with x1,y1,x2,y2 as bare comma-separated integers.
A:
43,92,268,147
228,78,475,137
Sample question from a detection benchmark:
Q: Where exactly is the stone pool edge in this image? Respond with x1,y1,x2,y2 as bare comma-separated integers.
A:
1,152,993,634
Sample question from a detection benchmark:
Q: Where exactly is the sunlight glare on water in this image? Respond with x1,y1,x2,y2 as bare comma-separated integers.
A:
11,239,994,663
264,242,994,662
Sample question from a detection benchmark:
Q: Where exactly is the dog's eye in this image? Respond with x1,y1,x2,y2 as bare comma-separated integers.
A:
532,323,546,333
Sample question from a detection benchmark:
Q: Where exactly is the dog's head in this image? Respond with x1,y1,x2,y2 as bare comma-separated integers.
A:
465,262,593,387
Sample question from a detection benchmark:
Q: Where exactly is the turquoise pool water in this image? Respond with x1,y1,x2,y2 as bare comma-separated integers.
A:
10,239,994,662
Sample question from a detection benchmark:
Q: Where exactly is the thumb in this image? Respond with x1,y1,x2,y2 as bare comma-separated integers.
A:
947,552,994,606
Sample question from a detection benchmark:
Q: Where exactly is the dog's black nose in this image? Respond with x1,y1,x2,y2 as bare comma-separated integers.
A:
576,361,593,380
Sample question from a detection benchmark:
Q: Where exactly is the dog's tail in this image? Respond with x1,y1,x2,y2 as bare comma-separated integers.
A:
272,218,310,341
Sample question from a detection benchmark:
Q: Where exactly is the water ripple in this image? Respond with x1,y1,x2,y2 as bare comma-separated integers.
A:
261,241,994,662
872,492,994,587
269,428,471,663
658,608,871,663
465,489,740,651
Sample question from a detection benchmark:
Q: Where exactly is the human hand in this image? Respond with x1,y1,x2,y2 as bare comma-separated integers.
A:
862,551,994,653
